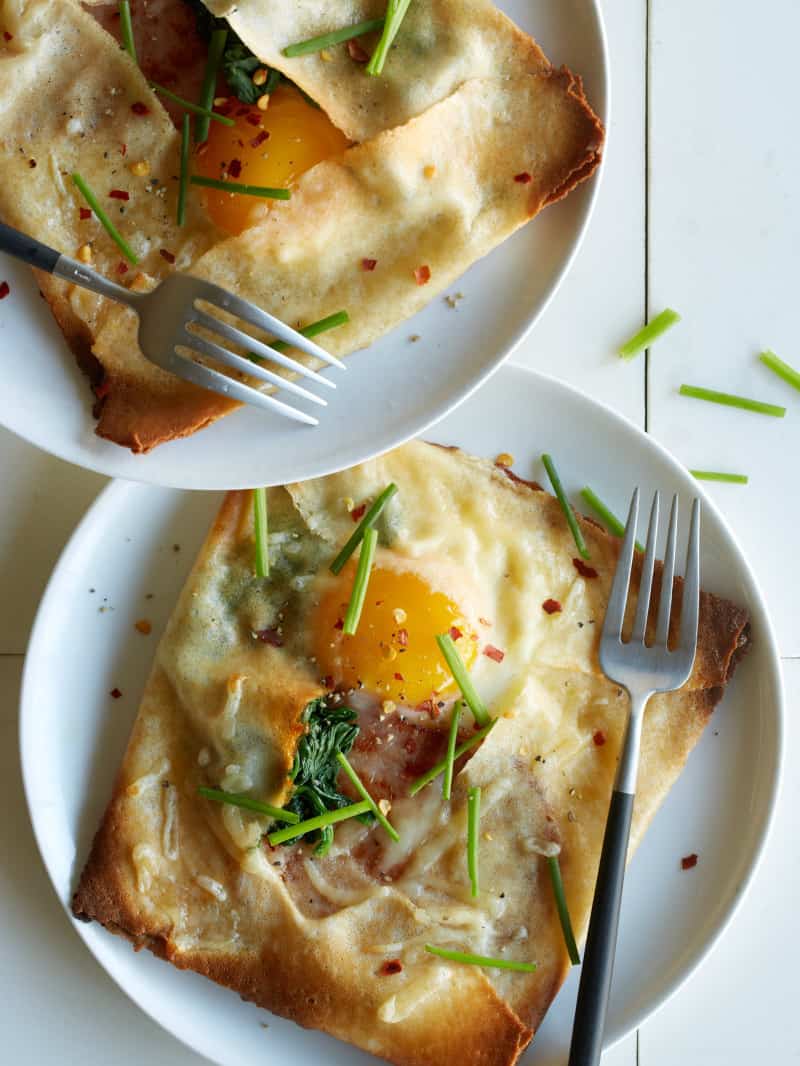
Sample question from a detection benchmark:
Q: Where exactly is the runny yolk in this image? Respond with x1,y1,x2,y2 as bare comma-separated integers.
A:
313,565,478,706
196,85,349,235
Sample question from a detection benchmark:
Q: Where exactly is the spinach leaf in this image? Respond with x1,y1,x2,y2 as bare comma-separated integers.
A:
181,0,280,105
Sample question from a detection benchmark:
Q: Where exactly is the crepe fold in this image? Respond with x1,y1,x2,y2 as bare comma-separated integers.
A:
0,0,602,451
72,442,750,1065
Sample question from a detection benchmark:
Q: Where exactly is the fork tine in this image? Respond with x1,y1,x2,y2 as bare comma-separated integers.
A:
184,330,327,407
602,488,639,642
172,348,319,426
678,498,701,657
654,494,679,646
631,491,660,644
190,310,336,390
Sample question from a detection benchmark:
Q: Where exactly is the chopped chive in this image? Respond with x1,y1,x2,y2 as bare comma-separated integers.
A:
336,751,399,841
71,173,139,265
618,308,681,359
542,454,589,560
330,483,398,575
118,0,137,63
195,28,228,143
679,384,786,417
467,786,481,897
253,487,269,577
197,786,299,824
189,175,290,200
343,526,378,635
283,18,385,58
547,855,580,965
268,310,350,355
690,470,748,484
435,634,489,727
366,0,413,76
268,799,371,845
177,113,190,227
409,721,496,797
424,944,536,973
579,487,644,552
149,82,235,126
759,349,800,393
442,702,461,801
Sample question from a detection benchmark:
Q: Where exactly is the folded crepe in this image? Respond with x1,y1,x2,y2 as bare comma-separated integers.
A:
72,442,750,1065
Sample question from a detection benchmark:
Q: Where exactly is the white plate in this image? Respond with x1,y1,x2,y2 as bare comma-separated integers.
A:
0,0,607,491
20,364,782,1065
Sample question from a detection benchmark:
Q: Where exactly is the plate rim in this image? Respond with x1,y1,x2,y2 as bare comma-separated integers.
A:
18,361,784,1063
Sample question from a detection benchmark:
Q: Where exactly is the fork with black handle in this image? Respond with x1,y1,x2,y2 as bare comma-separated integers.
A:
568,488,700,1066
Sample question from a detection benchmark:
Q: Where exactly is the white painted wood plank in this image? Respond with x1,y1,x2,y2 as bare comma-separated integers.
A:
647,0,800,654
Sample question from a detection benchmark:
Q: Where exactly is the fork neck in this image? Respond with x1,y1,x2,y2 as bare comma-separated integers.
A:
614,690,652,795
54,254,144,309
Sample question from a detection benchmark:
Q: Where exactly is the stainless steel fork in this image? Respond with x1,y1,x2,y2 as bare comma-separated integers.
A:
568,488,701,1066
0,221,345,426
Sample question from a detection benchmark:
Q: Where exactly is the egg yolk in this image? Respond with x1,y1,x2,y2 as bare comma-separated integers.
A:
313,565,478,705
196,85,349,235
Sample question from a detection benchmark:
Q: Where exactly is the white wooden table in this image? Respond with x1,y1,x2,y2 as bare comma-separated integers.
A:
1,1,797,1062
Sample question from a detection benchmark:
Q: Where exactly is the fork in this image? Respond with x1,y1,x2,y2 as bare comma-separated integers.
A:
0,221,345,426
567,488,701,1066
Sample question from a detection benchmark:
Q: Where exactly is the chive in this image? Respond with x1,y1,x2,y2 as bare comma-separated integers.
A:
268,799,371,845
679,384,786,417
542,454,589,560
547,855,580,965
71,173,139,265
618,308,681,359
197,786,299,824
189,175,290,200
118,0,137,63
759,349,800,393
366,0,413,76
579,487,644,552
442,702,461,801
330,483,398,575
343,526,378,635
283,18,385,58
149,83,235,126
436,633,489,727
268,310,350,355
424,944,536,973
408,721,496,797
195,28,228,144
336,752,399,842
690,470,749,484
253,487,269,577
177,113,190,227
467,786,481,897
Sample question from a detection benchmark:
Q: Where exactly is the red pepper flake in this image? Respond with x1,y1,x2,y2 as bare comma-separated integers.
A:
379,959,403,976
159,249,176,264
3,31,13,41
514,171,532,184
362,258,377,272
79,208,92,220
228,158,243,179
131,101,150,116
542,598,562,615
449,626,463,641
109,189,130,201
396,628,409,647
93,378,112,400
134,619,152,635
334,618,344,631
321,675,333,688
117,262,129,275
573,558,599,579
417,698,438,717
483,644,505,663
110,687,122,699
351,503,367,521
250,130,269,149
0,281,10,300
393,672,404,682
414,265,431,286
681,853,698,870
347,38,370,63
593,730,606,747
28,158,36,169
245,112,262,127
120,143,127,157
256,627,283,647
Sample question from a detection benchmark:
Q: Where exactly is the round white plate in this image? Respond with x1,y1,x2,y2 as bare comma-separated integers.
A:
21,365,782,1065
0,0,607,491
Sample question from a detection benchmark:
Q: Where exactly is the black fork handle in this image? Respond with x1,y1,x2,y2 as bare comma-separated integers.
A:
0,220,60,273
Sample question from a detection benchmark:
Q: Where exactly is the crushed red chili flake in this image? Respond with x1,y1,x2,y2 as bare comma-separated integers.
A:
573,558,599,579
379,959,403,976
250,130,269,149
109,189,130,201
414,265,431,286
245,112,262,127
334,618,344,631
362,258,377,272
351,503,367,521
134,619,152,635
256,627,283,647
228,158,243,179
681,853,698,870
483,644,505,663
449,626,463,641
396,628,409,646
593,730,606,746
28,159,36,169
0,281,10,299
347,38,370,63
514,172,532,184
117,262,129,275
394,672,404,682
417,698,438,717
93,379,112,400
542,598,563,615
110,687,122,699
79,208,92,220
3,31,13,41
159,249,176,264
131,102,150,116
120,143,127,157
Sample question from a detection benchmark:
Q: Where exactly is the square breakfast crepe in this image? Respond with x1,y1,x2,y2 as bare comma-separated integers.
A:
72,442,751,1066
0,0,603,452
